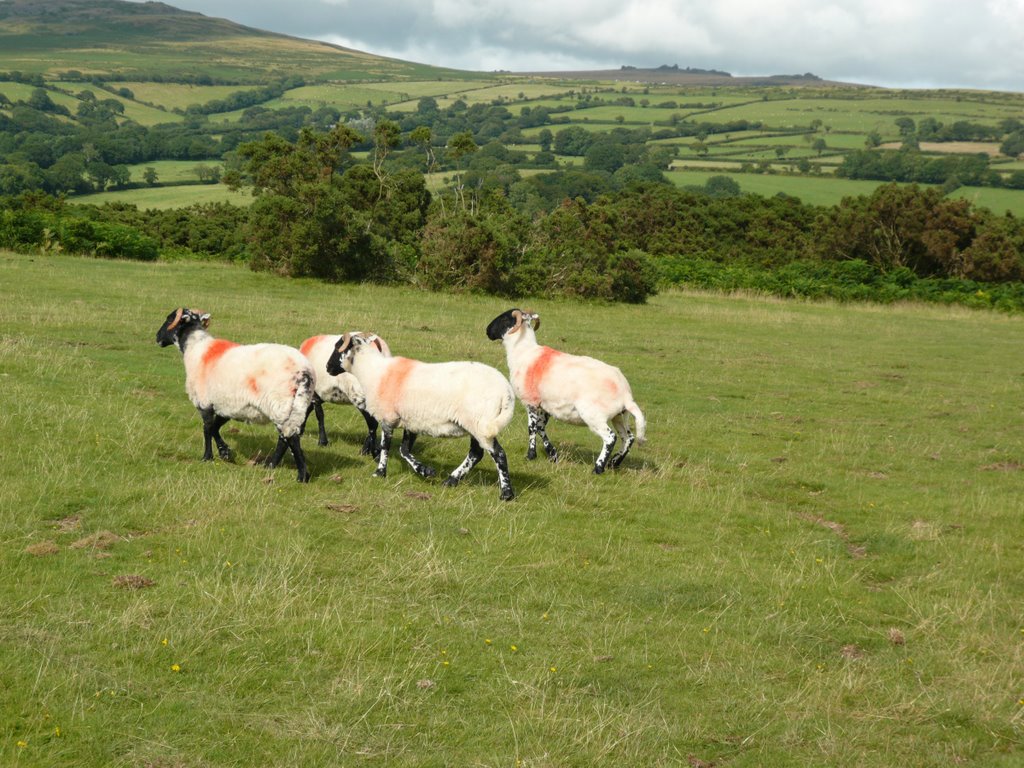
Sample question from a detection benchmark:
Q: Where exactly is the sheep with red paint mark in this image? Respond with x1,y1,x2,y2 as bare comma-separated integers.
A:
486,308,646,474
156,307,314,482
326,333,516,501
299,332,392,455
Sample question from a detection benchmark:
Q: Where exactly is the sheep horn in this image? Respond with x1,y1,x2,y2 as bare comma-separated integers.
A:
526,311,540,331
166,307,184,332
510,309,524,334
337,332,353,355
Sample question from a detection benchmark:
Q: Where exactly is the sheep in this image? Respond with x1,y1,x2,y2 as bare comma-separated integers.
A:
485,308,646,474
299,332,392,456
326,333,516,501
156,307,314,482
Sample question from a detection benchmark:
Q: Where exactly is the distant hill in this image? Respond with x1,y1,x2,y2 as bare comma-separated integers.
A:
0,0,479,83
524,66,850,88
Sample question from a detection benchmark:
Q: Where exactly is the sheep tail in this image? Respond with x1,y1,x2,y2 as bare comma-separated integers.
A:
280,369,315,438
626,398,646,444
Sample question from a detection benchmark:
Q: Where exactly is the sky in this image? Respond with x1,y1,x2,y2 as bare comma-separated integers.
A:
146,0,1024,92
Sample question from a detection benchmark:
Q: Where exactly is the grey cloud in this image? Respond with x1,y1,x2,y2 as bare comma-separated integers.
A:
142,0,1024,91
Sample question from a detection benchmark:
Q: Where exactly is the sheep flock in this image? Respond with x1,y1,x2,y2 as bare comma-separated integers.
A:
157,307,646,501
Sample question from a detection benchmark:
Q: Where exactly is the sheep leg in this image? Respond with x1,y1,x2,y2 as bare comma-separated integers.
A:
526,406,557,461
265,435,289,468
305,393,329,446
443,437,484,487
609,412,635,469
489,438,515,501
592,427,618,475
285,434,311,483
398,430,435,478
374,423,394,478
199,408,232,461
358,408,380,457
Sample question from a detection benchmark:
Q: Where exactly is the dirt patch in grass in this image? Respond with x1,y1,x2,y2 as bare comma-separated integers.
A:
113,574,155,590
797,513,867,558
25,540,60,556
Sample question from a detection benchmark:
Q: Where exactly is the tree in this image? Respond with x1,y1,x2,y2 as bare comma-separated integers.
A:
143,166,159,186
446,131,478,213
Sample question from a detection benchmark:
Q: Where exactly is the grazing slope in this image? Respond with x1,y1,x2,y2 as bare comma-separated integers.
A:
0,0,476,82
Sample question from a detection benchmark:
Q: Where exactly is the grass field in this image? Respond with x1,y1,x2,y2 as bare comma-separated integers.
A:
666,169,1024,215
2,252,1024,766
71,183,252,210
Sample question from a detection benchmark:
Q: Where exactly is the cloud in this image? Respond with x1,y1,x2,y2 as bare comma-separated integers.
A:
148,0,1024,91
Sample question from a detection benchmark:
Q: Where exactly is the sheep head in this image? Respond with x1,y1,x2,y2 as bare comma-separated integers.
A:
486,308,540,341
156,307,211,347
326,332,383,376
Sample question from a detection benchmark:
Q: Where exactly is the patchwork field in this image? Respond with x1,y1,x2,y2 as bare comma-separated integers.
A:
2,252,1023,766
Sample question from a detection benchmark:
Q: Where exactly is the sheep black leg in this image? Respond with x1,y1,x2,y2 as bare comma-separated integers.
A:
286,434,310,483
593,429,617,475
489,438,515,501
265,435,288,468
358,408,380,458
443,437,484,487
398,430,435,478
310,394,329,446
200,409,232,461
526,406,556,461
610,415,635,469
537,410,557,461
374,423,393,478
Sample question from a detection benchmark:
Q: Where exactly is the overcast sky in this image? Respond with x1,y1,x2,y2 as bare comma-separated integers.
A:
149,0,1023,92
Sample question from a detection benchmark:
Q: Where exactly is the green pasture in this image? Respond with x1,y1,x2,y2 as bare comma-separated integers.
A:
105,81,261,111
71,183,252,210
666,169,898,206
708,95,1024,134
116,160,225,185
2,252,1024,767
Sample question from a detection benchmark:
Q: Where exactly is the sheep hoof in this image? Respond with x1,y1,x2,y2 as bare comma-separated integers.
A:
317,437,329,447
593,465,605,475
442,476,459,488
418,465,437,479
296,471,311,483
525,449,537,461
500,489,515,502
373,468,387,478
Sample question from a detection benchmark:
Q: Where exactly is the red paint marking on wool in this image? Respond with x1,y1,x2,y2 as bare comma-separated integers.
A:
300,335,326,357
202,339,238,369
377,357,416,415
523,347,561,405
247,376,260,396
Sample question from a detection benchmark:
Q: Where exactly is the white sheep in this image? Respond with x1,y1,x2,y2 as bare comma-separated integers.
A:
485,308,646,474
299,332,392,456
326,333,516,501
156,307,314,482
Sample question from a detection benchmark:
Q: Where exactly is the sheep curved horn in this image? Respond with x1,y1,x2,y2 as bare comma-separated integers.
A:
166,307,184,332
510,309,524,334
337,332,353,355
526,311,540,331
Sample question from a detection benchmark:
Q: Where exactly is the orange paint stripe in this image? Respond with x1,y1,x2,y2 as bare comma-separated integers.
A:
524,346,561,404
299,335,326,357
202,339,239,369
377,357,416,414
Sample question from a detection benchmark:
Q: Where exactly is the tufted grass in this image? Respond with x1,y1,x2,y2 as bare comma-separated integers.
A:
1,251,1023,767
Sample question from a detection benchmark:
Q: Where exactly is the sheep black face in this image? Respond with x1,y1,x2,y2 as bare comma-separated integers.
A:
485,309,540,341
156,307,210,348
325,333,358,376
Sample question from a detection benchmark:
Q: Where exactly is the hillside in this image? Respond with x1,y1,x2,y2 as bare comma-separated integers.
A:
0,0,477,83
